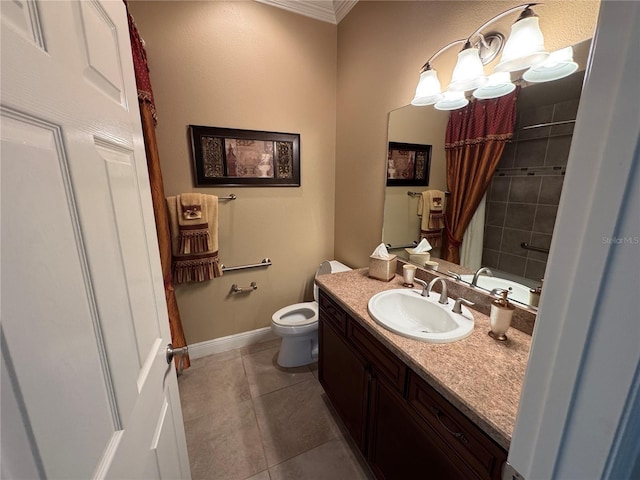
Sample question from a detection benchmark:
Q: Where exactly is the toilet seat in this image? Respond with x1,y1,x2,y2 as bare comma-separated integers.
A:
272,301,318,335
271,260,351,367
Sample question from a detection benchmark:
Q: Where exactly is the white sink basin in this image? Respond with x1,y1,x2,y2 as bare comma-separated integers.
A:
460,274,532,305
367,289,474,343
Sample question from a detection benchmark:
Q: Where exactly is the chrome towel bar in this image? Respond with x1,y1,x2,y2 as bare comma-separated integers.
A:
221,258,272,272
219,194,237,200
521,242,550,254
231,282,257,294
408,190,451,197
386,241,418,250
520,119,575,130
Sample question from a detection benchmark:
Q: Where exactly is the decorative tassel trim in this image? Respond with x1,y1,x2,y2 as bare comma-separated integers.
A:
173,252,222,284
427,211,445,230
178,224,211,255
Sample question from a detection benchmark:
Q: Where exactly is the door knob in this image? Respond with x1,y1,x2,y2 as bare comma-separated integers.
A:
166,343,189,365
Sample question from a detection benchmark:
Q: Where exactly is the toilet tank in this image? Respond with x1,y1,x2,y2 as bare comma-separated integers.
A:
313,260,351,301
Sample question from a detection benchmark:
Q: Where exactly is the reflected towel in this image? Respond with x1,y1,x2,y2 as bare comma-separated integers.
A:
167,194,222,283
417,190,445,247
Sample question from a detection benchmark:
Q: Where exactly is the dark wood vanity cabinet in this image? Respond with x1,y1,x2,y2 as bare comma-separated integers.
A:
318,315,368,449
317,290,507,480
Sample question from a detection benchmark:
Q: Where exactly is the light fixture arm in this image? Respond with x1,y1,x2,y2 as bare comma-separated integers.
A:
418,3,540,73
419,39,466,73
467,3,540,44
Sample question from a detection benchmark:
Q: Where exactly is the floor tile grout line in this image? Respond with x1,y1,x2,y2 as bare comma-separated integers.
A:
248,373,317,400
180,338,371,480
266,437,346,472
245,354,271,480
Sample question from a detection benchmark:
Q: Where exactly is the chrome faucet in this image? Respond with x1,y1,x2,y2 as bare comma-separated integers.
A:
413,277,448,304
427,277,449,305
471,267,493,286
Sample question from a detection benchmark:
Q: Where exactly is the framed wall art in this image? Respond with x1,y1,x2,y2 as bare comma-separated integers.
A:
189,125,300,187
386,142,431,187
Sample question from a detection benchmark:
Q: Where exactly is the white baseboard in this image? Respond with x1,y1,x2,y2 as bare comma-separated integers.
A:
188,327,278,359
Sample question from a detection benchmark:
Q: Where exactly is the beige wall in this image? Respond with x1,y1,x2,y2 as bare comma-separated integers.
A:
384,106,449,248
128,1,337,344
127,1,599,344
335,1,601,268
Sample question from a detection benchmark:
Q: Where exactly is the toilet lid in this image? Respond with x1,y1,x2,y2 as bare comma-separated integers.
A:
272,302,318,327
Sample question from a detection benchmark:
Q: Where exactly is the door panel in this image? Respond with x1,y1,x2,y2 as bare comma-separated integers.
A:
0,1,190,478
1,109,117,479
77,1,127,105
1,0,45,49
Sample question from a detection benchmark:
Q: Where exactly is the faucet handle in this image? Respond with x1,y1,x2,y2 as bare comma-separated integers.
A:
452,298,474,314
446,271,462,281
413,278,429,297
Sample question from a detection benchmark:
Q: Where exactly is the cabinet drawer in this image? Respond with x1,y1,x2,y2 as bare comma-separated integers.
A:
407,372,506,480
318,290,347,336
347,319,406,393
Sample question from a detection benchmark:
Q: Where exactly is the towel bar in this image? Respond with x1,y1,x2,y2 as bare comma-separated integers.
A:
408,191,451,197
231,282,257,294
221,258,272,272
219,194,237,200
386,241,418,250
520,120,575,131
521,242,550,254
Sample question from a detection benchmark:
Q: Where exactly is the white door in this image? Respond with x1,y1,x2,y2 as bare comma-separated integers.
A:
1,1,191,479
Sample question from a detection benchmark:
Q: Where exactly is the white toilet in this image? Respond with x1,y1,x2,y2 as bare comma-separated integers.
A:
271,260,351,367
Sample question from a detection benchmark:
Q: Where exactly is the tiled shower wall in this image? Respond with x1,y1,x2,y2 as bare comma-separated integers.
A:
482,72,584,282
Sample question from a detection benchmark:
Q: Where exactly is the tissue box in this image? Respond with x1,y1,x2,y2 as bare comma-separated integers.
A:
368,254,397,281
406,250,431,265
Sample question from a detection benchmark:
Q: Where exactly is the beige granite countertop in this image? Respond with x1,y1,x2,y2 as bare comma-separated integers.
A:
315,268,532,450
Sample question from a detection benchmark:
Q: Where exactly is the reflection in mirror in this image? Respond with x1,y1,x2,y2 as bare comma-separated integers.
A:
383,39,591,309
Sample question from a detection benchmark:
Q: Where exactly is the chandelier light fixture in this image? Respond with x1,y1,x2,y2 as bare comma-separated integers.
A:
411,3,578,110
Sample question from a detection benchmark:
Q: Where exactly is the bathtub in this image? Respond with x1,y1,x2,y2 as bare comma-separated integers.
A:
460,274,532,305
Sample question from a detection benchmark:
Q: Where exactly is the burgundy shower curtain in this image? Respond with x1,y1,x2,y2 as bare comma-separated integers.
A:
126,3,190,371
442,89,519,264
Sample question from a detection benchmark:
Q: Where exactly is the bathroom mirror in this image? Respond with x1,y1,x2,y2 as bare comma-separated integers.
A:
382,39,591,309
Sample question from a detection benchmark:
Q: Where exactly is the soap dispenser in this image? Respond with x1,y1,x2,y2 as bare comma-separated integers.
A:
529,279,544,307
489,289,515,341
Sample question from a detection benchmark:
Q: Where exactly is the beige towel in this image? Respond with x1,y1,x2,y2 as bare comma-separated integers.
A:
176,193,211,254
417,190,445,247
167,194,223,283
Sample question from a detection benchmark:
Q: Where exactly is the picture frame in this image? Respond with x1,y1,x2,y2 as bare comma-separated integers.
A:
189,125,300,187
386,142,432,187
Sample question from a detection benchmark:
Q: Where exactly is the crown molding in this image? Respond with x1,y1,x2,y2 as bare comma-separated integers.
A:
334,1,357,23
255,0,358,25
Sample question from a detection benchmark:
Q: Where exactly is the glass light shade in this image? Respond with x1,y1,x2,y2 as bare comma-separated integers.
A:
495,15,549,72
411,69,444,106
473,72,516,99
434,90,469,111
523,46,579,83
448,47,488,91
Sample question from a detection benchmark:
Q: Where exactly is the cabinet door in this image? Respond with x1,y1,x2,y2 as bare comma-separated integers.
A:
318,318,369,451
407,372,507,480
367,377,475,480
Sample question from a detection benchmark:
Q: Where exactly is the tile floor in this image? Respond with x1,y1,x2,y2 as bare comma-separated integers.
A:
178,338,374,480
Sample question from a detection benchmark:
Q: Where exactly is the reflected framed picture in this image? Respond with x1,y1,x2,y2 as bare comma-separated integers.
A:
386,142,431,186
189,125,300,187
